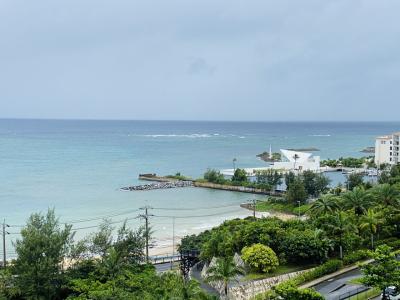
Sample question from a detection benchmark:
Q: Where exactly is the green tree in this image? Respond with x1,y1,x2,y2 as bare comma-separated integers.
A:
359,209,383,250
255,170,282,191
284,171,296,190
205,256,244,296
327,211,356,259
204,169,226,184
342,187,372,216
241,244,279,273
12,209,73,299
361,245,400,298
286,177,308,204
159,272,213,300
372,183,400,207
231,168,248,183
345,173,364,191
88,220,113,260
309,194,340,216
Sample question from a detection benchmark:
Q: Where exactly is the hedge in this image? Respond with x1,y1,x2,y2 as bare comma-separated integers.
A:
343,250,370,266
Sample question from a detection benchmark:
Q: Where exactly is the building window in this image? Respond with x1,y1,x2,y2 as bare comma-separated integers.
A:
382,141,386,144
391,147,393,150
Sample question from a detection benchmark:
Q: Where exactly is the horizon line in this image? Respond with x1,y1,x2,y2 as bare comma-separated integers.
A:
1,117,400,123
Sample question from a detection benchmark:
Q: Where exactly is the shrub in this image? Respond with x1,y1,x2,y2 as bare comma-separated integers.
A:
274,281,324,300
343,250,370,265
232,168,248,183
203,169,226,184
254,281,324,300
292,259,343,286
241,244,279,273
376,238,400,250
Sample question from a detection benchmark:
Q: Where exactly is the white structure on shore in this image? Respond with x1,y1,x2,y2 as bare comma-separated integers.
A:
273,149,320,172
375,132,400,166
221,149,320,177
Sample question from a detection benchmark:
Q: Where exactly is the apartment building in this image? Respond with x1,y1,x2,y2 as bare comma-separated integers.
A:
375,132,400,166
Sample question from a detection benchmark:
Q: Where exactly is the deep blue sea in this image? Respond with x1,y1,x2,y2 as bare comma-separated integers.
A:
1,119,399,257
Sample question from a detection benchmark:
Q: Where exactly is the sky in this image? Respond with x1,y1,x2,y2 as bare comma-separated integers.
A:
0,0,400,121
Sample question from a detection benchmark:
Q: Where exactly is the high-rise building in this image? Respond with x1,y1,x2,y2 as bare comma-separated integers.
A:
375,132,400,166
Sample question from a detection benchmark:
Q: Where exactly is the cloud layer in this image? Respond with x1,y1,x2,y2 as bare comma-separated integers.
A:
1,0,399,121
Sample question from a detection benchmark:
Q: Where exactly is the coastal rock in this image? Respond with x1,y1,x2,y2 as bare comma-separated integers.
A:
121,180,193,191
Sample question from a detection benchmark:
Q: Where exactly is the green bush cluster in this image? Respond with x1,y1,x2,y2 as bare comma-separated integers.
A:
241,244,279,273
343,249,370,265
253,260,341,300
274,282,324,300
291,259,343,286
376,238,400,249
180,217,332,264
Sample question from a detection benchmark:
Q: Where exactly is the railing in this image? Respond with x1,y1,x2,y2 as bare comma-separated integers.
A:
150,254,181,264
337,286,370,300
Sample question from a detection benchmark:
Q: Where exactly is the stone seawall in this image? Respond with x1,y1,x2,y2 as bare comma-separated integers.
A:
193,182,283,196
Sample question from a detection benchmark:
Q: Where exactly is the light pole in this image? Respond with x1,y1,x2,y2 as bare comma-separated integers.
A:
297,201,301,218
233,158,237,172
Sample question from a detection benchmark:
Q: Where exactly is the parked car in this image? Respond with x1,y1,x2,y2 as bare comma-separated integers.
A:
381,286,400,300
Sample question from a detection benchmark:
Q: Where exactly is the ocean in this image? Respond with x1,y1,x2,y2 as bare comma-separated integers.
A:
1,119,399,257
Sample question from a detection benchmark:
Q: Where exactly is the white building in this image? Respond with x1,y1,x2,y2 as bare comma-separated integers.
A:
220,149,321,178
272,149,321,172
375,132,400,166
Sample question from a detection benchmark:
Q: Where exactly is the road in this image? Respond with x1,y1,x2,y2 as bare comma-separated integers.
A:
313,269,368,300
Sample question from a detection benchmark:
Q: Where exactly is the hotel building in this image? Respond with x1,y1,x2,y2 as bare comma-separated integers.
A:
375,132,400,166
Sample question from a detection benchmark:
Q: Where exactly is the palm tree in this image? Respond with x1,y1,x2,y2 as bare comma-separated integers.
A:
327,211,356,259
293,154,300,170
205,256,245,296
372,183,400,207
309,194,340,216
359,209,384,250
341,187,372,216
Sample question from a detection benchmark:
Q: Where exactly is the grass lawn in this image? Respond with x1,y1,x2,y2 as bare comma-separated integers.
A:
347,277,363,285
256,198,311,215
242,264,314,282
348,288,380,300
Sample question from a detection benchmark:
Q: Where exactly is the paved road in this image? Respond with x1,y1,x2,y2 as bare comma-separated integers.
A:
313,269,368,300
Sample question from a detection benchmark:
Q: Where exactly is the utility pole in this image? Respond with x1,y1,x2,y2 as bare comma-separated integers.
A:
2,220,9,268
170,216,175,270
297,201,301,218
139,206,153,263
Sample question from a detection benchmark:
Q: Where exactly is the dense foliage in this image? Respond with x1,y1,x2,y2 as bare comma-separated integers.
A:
321,156,369,168
180,217,332,264
182,164,400,283
0,211,214,300
361,245,400,296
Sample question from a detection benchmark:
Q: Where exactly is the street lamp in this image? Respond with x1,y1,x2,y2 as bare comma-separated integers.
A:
297,201,301,218
233,158,237,172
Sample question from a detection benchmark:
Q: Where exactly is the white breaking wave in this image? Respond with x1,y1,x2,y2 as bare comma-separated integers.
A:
143,134,213,138
129,133,248,139
309,134,331,137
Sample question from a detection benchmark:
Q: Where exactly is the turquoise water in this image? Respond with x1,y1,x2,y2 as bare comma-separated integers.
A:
1,120,399,257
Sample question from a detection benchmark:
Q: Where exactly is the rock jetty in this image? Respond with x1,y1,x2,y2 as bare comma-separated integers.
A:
121,180,193,191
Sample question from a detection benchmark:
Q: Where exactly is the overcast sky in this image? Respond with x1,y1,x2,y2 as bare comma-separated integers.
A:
1,0,400,121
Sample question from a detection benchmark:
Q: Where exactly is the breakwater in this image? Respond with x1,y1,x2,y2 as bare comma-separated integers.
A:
121,180,193,191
